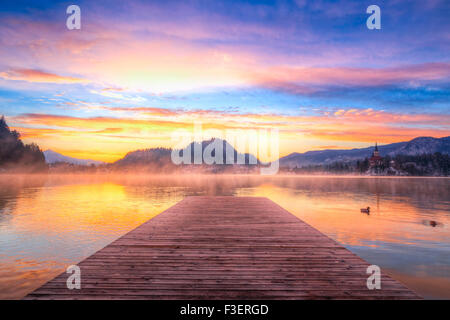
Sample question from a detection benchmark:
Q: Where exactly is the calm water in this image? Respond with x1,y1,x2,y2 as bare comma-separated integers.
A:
0,174,449,299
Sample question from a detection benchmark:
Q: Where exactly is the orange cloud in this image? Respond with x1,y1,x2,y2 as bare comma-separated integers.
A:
9,108,449,163
0,69,88,84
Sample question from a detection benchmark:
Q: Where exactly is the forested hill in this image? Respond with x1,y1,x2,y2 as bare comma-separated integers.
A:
0,116,47,172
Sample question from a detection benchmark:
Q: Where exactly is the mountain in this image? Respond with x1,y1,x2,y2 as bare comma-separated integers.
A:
111,136,450,172
44,150,104,166
179,139,259,165
112,138,260,172
390,136,450,155
279,136,450,168
114,147,172,166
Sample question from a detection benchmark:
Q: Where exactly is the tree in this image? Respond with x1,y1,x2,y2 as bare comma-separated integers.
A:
0,115,47,172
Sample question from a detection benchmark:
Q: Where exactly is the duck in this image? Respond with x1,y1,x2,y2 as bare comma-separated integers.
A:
360,206,370,214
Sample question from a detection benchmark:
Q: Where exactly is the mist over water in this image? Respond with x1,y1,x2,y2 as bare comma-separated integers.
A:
0,174,448,299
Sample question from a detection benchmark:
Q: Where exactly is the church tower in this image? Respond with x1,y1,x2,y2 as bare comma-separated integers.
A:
373,142,379,157
369,142,382,168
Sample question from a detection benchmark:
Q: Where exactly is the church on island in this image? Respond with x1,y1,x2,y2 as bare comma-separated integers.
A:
366,142,402,176
369,142,383,168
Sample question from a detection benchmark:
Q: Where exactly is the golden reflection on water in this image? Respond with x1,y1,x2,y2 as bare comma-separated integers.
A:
0,174,449,299
239,183,449,247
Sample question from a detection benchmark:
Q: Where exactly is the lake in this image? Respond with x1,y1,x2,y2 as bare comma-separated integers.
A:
0,174,448,299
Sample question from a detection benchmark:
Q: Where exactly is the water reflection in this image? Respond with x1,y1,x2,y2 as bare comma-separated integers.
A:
0,175,448,299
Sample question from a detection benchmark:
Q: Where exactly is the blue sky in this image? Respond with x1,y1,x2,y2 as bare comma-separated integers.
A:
0,0,448,161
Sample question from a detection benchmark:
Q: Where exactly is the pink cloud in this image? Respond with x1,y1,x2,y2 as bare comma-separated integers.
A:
0,13,448,94
249,63,450,93
0,69,88,84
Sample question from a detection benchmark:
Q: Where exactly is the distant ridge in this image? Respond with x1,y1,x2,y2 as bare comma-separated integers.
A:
114,139,258,166
279,136,450,168
45,136,450,172
44,150,104,166
111,136,450,170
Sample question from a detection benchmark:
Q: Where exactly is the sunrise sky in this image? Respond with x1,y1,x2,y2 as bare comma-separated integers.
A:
0,0,449,162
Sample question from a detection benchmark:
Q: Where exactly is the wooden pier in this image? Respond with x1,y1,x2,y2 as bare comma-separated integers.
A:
25,196,420,299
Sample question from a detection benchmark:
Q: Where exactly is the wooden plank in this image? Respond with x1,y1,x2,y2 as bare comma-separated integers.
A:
25,196,421,300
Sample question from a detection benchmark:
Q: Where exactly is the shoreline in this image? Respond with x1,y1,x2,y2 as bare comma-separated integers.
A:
0,172,449,179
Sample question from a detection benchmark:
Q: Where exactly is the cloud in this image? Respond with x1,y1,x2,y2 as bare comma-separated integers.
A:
1,6,448,94
0,1,448,161
317,145,341,149
250,63,450,94
89,89,147,102
6,106,448,165
0,69,88,84
95,128,124,134
101,87,125,92
10,108,449,162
